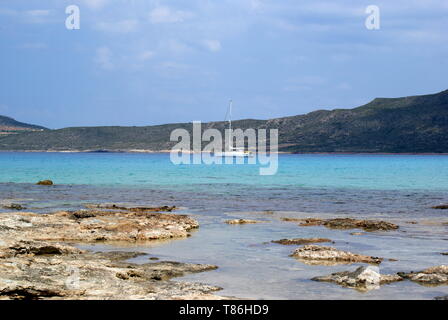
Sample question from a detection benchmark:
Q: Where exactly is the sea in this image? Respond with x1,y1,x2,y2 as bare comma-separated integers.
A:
0,152,447,299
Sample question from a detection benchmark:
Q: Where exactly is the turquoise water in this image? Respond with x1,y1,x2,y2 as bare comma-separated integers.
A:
1,152,448,191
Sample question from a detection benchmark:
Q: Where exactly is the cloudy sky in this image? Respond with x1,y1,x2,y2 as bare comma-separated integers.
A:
0,0,447,128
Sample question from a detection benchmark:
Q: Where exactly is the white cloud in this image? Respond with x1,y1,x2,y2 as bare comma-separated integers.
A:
331,54,351,62
162,39,193,55
82,0,108,10
139,50,155,61
95,47,114,70
96,19,139,33
203,40,221,52
25,10,50,17
149,6,193,24
337,82,352,90
283,75,327,92
20,42,47,49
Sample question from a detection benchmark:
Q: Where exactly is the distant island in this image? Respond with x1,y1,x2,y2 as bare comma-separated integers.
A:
1,89,447,153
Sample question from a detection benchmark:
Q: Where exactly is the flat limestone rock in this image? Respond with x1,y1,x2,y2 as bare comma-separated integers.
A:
312,266,403,291
291,245,383,265
0,210,198,242
398,265,448,285
225,219,265,225
295,217,399,232
272,238,332,245
0,240,220,300
0,208,223,300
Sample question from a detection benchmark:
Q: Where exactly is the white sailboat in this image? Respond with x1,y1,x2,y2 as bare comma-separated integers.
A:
215,100,254,157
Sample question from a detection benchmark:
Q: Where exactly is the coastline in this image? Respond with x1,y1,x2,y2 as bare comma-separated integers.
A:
1,149,448,155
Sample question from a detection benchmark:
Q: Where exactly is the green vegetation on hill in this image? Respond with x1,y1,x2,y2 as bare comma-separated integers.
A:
0,89,447,153
0,115,47,134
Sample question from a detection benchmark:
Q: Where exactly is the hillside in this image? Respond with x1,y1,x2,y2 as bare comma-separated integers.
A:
0,89,447,153
0,115,47,136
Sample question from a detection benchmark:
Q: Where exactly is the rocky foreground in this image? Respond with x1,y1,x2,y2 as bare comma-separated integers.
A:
0,206,223,300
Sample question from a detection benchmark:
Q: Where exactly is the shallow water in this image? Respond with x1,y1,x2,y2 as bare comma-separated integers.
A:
0,152,447,299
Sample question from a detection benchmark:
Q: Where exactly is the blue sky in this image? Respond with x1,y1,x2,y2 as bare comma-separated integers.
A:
0,0,447,128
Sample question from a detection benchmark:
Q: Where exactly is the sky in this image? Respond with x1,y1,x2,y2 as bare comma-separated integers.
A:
0,0,447,129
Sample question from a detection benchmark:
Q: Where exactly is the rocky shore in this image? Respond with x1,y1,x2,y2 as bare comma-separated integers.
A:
0,206,223,300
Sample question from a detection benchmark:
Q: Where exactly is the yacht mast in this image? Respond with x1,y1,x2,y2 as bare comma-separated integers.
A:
228,99,232,132
228,100,233,151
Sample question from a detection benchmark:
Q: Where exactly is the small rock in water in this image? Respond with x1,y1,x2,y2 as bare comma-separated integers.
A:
441,252,448,256
272,238,332,245
36,180,53,186
350,232,364,236
225,219,264,225
280,217,303,222
398,265,448,285
434,295,448,300
291,245,383,265
2,204,26,211
312,266,403,291
431,204,448,210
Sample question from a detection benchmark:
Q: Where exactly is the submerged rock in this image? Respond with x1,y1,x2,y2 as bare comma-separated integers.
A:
2,204,25,211
398,265,448,285
225,219,264,225
36,180,53,186
312,266,403,291
85,204,176,212
295,217,399,232
291,245,383,265
272,238,332,245
432,204,448,210
280,217,303,222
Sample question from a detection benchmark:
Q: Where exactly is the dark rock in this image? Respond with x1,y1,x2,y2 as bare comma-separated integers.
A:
272,238,332,245
295,217,399,232
3,204,25,210
432,204,448,209
36,180,53,186
85,204,176,212
71,210,96,219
